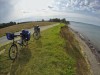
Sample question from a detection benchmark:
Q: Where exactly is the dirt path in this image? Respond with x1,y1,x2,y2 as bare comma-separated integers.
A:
70,28,100,75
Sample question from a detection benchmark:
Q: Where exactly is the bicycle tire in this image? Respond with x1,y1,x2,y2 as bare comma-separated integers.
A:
33,32,40,40
9,44,18,60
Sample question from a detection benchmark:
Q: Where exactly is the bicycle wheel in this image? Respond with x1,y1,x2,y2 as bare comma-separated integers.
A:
23,39,28,46
9,44,18,60
33,32,40,40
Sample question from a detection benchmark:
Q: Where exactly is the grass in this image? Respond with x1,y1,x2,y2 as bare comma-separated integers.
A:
0,23,89,75
0,44,12,75
60,26,90,75
0,23,76,75
0,22,57,37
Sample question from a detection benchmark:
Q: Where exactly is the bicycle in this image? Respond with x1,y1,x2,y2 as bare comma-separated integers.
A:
33,26,40,40
33,30,40,40
6,30,30,60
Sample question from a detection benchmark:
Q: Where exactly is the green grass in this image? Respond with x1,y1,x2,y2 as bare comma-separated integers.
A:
0,44,12,74
0,24,76,75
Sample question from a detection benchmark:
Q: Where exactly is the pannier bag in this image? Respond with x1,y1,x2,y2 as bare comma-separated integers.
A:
6,33,14,40
22,30,30,41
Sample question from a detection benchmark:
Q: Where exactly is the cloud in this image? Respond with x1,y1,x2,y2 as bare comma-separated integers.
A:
48,6,54,9
89,0,100,10
0,0,15,22
52,0,100,12
0,0,99,25
50,0,100,25
22,11,31,14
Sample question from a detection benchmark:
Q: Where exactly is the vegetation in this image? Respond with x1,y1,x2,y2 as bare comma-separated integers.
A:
0,23,89,75
60,26,90,75
0,22,57,37
0,22,16,29
49,18,70,24
0,18,70,29
0,24,76,75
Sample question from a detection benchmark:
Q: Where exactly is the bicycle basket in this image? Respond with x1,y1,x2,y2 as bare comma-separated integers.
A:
6,33,14,40
22,30,30,41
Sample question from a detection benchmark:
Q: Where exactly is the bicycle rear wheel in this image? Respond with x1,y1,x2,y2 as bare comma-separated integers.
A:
33,32,40,40
9,44,18,60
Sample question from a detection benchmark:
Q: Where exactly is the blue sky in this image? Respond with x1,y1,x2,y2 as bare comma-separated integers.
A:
0,0,100,25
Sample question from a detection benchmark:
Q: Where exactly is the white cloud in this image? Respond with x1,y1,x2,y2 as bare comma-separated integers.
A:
0,0,100,25
0,0,55,23
53,0,100,12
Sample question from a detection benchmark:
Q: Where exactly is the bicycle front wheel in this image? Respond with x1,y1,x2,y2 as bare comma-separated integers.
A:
9,44,18,60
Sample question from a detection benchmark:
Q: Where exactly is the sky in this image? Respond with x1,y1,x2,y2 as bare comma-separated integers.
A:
0,0,100,25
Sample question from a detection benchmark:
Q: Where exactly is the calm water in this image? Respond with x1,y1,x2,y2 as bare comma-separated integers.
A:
70,22,100,50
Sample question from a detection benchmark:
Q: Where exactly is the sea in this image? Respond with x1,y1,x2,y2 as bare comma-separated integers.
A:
69,21,100,51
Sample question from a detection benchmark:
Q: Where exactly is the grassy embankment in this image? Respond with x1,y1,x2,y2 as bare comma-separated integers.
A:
60,26,90,75
0,22,57,37
0,23,89,75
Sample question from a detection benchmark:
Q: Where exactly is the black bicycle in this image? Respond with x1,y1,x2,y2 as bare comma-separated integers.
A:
6,30,30,60
33,26,40,40
33,30,40,40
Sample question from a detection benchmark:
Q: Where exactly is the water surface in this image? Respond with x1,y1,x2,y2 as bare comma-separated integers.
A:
70,22,100,50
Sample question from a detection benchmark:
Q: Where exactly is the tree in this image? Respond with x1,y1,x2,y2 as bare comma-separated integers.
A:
61,18,66,23
42,19,45,22
0,21,16,29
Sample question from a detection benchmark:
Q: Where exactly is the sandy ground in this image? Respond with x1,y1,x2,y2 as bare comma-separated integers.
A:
70,28,100,75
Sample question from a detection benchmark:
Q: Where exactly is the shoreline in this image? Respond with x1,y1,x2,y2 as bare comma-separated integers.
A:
70,28,100,62
69,27,100,75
